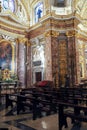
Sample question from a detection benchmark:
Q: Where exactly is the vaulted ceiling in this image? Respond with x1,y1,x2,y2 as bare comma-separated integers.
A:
0,0,87,36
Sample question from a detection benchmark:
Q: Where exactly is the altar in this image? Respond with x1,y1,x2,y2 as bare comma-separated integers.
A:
0,81,19,95
0,68,19,95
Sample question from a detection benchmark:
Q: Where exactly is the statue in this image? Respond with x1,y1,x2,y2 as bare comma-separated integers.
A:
37,7,42,19
65,74,70,88
2,69,10,81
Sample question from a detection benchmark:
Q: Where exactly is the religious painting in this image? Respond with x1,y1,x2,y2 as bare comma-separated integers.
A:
0,41,13,71
35,2,43,23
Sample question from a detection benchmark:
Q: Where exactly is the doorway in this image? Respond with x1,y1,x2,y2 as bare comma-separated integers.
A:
35,72,42,82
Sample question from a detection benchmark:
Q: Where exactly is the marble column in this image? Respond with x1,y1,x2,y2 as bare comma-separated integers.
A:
51,36,59,87
16,37,28,87
45,31,52,81
26,42,31,87
74,38,80,84
44,30,59,86
66,30,77,86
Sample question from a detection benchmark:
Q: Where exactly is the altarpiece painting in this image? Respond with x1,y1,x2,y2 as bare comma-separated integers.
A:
0,41,14,72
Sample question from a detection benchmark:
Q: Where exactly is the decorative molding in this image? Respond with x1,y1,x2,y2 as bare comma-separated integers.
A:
0,28,25,38
66,30,87,40
0,24,26,36
76,33,87,41
0,16,28,29
0,34,13,41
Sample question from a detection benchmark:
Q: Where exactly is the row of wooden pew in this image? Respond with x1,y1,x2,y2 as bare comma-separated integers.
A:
5,87,87,130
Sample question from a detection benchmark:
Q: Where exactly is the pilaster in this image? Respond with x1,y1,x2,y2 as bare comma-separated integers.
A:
16,37,28,87
66,30,77,86
45,30,59,87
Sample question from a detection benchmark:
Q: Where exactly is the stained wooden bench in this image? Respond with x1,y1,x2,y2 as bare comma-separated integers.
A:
58,100,87,130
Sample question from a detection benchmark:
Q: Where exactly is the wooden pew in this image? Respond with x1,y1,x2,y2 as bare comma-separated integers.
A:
0,128,9,130
44,87,87,130
20,91,57,115
21,88,60,114
5,87,87,124
58,101,87,130
6,93,17,108
6,93,38,120
5,90,57,119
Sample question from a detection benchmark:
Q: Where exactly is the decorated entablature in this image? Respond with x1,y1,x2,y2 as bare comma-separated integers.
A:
28,17,77,39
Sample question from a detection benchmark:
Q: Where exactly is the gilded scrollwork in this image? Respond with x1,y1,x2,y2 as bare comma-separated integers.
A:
44,30,59,37
66,30,76,37
16,37,30,46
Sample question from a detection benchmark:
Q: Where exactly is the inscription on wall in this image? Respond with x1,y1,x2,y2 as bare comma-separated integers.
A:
33,61,41,66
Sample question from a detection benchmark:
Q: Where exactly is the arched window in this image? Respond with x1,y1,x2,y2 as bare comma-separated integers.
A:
35,2,43,23
0,0,15,12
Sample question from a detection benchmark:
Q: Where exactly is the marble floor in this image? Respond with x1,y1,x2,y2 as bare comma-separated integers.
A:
0,95,87,130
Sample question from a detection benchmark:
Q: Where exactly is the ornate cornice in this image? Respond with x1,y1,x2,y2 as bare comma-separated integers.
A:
0,25,26,36
0,23,27,33
0,16,28,29
76,33,87,41
0,28,25,38
66,30,87,41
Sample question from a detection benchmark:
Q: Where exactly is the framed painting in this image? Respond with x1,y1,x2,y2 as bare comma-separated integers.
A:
0,40,15,72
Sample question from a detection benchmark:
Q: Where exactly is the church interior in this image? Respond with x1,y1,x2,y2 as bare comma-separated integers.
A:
0,0,87,130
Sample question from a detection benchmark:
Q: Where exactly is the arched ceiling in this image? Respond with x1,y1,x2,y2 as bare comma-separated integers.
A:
0,0,87,37
0,0,30,38
0,0,30,27
74,0,87,34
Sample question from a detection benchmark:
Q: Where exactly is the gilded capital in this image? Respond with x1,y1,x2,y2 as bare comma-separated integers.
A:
44,30,59,37
17,37,27,43
16,37,31,46
66,30,75,37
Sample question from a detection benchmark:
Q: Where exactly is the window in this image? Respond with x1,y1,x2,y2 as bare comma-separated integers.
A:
0,0,15,12
54,0,65,7
35,2,43,23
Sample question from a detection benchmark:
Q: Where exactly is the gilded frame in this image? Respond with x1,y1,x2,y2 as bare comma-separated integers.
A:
0,39,15,73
